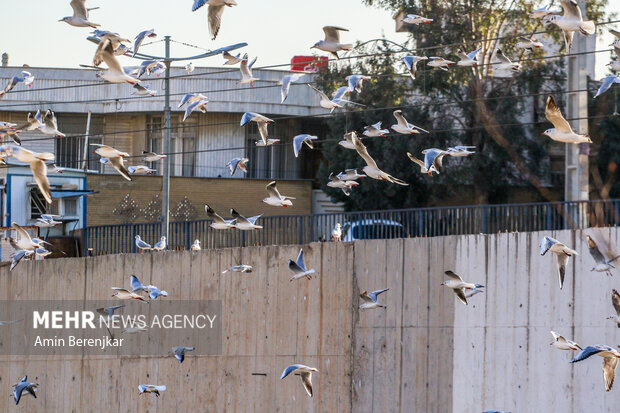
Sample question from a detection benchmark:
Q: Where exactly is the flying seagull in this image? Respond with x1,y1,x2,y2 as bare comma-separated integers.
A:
308,84,362,113
327,172,358,196
540,235,578,289
363,122,389,138
128,165,155,175
441,270,484,305
96,305,125,318
359,288,389,309
263,181,295,207
222,50,243,65
133,29,156,57
91,144,132,180
402,56,428,80
586,235,619,275
280,364,318,397
338,131,357,149
0,145,55,203
59,0,100,28
570,345,620,392
391,110,428,135
311,26,353,59
94,38,140,84
12,376,38,405
401,14,433,25
227,157,249,176
407,152,431,174
543,95,592,144
230,209,262,230
131,83,157,96
293,134,317,158
0,71,35,99
550,330,582,350
346,75,371,93
172,346,195,363
337,169,366,181
447,146,476,157
239,54,259,86
544,0,595,52
351,132,408,185
138,384,166,397
191,0,238,40
515,37,544,51
288,248,316,281
494,49,521,72
222,264,253,274
530,4,554,19
280,73,303,103
39,110,65,137
111,287,149,303
607,289,620,327
594,74,620,99
240,112,273,146
205,204,236,229
427,57,456,71
10,250,33,271
421,148,450,176
142,151,166,162
456,48,481,66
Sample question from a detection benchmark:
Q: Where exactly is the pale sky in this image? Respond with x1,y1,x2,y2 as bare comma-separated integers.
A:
0,1,618,76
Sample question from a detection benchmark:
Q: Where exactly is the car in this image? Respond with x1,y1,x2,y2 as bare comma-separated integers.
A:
341,219,408,242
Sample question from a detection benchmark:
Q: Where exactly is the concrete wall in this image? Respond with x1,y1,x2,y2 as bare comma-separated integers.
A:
1,228,619,411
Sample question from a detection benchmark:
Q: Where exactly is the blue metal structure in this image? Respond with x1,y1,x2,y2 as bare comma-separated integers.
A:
83,199,620,256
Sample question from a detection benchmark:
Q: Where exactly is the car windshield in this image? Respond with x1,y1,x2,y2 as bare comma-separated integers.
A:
351,224,406,240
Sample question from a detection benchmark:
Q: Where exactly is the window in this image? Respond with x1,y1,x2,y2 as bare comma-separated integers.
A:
30,189,80,220
56,114,104,171
146,115,196,176
244,121,299,179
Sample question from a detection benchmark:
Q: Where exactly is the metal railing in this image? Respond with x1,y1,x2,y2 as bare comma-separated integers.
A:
83,199,620,256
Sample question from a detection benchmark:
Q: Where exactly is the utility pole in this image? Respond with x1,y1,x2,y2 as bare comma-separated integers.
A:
162,36,172,239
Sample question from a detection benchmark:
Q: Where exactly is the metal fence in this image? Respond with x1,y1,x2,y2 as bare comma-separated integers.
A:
83,199,620,256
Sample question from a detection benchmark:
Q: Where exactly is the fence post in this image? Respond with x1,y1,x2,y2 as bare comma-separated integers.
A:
482,207,488,234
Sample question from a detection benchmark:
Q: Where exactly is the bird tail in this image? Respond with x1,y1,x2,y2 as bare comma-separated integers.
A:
580,21,595,35
88,22,101,28
340,44,353,51
475,284,484,288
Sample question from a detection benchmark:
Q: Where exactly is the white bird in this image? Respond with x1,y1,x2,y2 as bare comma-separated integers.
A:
407,152,431,174
609,29,620,54
47,163,66,174
570,345,620,392
594,75,620,99
240,112,273,146
185,62,194,73
12,376,38,406
138,384,166,397
402,14,433,25
134,235,152,252
308,85,346,113
192,0,238,40
222,50,242,65
331,223,342,241
421,148,450,176
191,239,201,251
133,29,156,57
142,151,167,162
133,60,165,78
494,49,521,72
543,95,592,144
402,56,428,80
59,0,100,28
351,132,408,185
441,270,485,305
280,364,318,397
338,131,357,150
464,286,485,299
447,145,476,157
146,285,168,299
311,26,353,59
360,288,389,309
35,214,62,228
227,157,249,175
39,110,65,137
337,169,366,181
540,235,578,289
255,138,280,147
222,264,253,274
427,57,456,71
91,144,132,180
263,181,295,207
293,134,317,158
239,54,258,86
530,4,554,19
96,304,125,318
544,0,595,52
288,248,316,281
0,71,35,99
280,73,303,103
363,122,389,138
586,235,619,275
129,274,149,293
183,98,209,122
327,172,358,196
10,249,33,271
391,110,428,135
111,287,148,303
456,48,481,66
1,145,54,203
172,346,195,363
8,222,48,250
205,204,236,229
346,75,371,93
128,165,156,175
131,83,157,96
230,209,262,230
152,236,167,251
94,38,140,84
515,37,544,51
550,330,582,351
607,289,620,327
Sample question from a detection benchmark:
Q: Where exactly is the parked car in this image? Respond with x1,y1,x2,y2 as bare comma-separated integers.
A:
341,219,408,242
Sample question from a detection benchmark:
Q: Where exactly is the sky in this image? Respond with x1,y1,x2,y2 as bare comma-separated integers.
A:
0,1,618,76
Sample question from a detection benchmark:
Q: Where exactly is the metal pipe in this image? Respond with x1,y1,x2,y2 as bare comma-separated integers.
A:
162,35,172,239
82,111,92,170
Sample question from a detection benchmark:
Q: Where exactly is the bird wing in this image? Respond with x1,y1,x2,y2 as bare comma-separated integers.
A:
184,99,204,121
561,0,583,20
100,40,125,74
407,152,426,169
281,76,293,103
280,364,302,379
108,156,132,181
563,30,575,52
288,259,304,274
444,270,464,282
258,122,269,145
301,372,313,397
130,275,143,291
467,48,481,60
586,236,607,264
351,132,378,169
359,291,374,303
550,330,561,341
30,160,52,204
603,357,618,392
265,181,281,199
540,236,558,255
556,252,569,289
240,58,253,79
308,84,331,102
347,75,360,92
230,209,251,225
545,96,573,132
293,135,306,158
323,26,348,43
595,75,619,99
571,345,606,363
70,0,88,19
454,288,468,305
393,110,409,128
223,50,238,62
368,288,388,302
205,205,226,224
402,56,418,79
192,0,207,11
208,4,226,40
178,93,195,108
295,248,307,271
495,49,512,64
613,290,620,317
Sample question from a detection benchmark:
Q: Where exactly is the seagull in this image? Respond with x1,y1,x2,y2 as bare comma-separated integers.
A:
263,181,295,207
205,204,236,229
293,134,317,158
255,138,280,146
185,62,194,73
0,71,35,99
421,148,450,176
12,376,38,406
308,85,346,113
610,29,620,53
59,0,100,28
494,49,521,72
402,14,433,24
456,48,481,66
331,223,342,241
280,73,303,103
133,29,156,57
128,165,156,175
146,285,168,299
191,0,238,40
131,83,157,96
172,346,195,363
47,163,66,174
91,144,132,180
464,286,485,299
530,4,554,19
391,110,428,135
1,145,55,203
359,288,389,309
338,132,357,150
35,214,62,228
280,364,318,397
311,26,353,59
134,235,152,252
138,384,166,397
351,132,408,185
586,235,619,275
222,50,243,65
94,38,140,84
550,330,582,350
607,289,620,327
240,112,273,146
337,169,366,181
230,209,263,230
346,75,371,93
96,304,125,318
427,57,456,71
543,95,592,144
92,31,130,62
594,74,620,99
407,152,432,174
540,235,578,289
183,98,209,122
545,0,595,52
402,56,428,80
222,264,253,274
441,270,485,305
39,110,66,137
142,151,167,162
111,287,148,303
289,248,316,281
447,146,476,157
363,122,389,138
153,236,167,251
15,111,43,133
10,250,33,271
129,274,149,293
327,172,358,196
227,157,249,175
515,37,544,51
570,345,620,392
239,54,258,86
133,60,165,78
191,239,201,251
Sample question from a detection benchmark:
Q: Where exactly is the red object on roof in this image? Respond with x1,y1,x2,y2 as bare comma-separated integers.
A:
291,56,328,73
